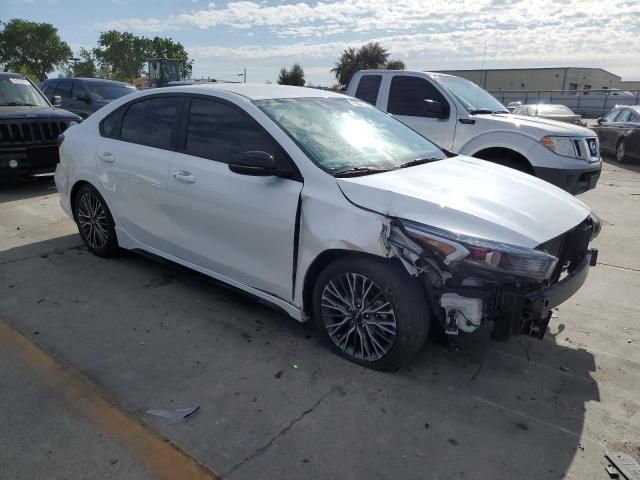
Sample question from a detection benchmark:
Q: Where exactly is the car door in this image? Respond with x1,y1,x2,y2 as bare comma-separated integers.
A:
70,81,92,118
380,74,456,149
96,95,182,252
168,96,303,300
54,79,75,113
596,109,622,152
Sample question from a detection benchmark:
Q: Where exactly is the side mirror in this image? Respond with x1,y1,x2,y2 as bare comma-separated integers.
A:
229,150,278,176
74,91,89,102
597,117,604,125
422,99,447,118
50,95,62,107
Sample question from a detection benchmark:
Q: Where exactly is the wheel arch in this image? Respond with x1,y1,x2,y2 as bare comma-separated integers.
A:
69,180,92,221
302,249,401,316
471,146,535,174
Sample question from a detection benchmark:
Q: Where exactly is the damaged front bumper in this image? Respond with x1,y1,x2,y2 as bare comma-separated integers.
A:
490,248,596,340
388,216,599,341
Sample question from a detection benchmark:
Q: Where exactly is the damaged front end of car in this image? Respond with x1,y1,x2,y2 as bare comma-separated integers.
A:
387,213,601,341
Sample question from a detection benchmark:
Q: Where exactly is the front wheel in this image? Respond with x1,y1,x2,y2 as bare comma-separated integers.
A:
616,140,627,163
313,256,430,371
73,184,119,257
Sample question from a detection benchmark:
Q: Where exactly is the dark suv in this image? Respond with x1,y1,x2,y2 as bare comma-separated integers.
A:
0,72,80,181
40,77,137,118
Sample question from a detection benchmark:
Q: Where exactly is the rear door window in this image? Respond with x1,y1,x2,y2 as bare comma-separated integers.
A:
387,76,448,117
120,96,182,149
184,98,283,164
354,75,382,106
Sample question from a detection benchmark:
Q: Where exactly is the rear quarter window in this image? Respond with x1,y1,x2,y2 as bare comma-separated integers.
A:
354,75,382,105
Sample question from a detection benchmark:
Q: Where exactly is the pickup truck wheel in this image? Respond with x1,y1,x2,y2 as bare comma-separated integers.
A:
313,256,429,371
73,184,119,257
616,140,627,163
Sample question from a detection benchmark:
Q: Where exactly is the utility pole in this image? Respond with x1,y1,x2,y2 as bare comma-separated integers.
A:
244,68,247,84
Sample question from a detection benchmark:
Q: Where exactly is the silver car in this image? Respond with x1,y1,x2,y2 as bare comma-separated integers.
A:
513,104,584,125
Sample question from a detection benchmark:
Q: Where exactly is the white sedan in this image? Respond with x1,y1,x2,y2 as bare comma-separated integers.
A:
55,84,600,370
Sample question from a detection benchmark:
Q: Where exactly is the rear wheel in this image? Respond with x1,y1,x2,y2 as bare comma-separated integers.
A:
73,184,119,257
313,256,429,371
616,139,627,163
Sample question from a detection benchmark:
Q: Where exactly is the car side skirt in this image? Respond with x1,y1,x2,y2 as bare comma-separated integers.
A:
115,226,305,321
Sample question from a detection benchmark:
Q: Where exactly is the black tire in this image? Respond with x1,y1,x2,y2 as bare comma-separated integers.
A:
313,255,429,371
615,139,627,164
73,184,119,257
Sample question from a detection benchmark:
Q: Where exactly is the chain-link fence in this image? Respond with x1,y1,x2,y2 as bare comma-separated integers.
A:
491,89,640,118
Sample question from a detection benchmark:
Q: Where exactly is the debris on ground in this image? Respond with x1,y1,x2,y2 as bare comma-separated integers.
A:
605,464,620,478
559,366,573,372
605,451,640,480
146,406,200,423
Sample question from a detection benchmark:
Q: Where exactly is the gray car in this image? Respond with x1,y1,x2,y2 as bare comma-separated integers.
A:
40,78,137,118
513,104,583,125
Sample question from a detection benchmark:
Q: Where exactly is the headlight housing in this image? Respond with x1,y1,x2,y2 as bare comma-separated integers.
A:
541,136,576,158
401,220,558,282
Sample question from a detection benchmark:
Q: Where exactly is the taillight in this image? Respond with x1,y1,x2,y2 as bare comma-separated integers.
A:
58,133,65,147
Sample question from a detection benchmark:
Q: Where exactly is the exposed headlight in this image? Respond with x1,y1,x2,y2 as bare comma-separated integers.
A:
589,211,602,240
541,136,576,158
401,220,558,282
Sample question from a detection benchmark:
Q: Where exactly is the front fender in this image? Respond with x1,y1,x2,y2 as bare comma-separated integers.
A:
458,131,538,160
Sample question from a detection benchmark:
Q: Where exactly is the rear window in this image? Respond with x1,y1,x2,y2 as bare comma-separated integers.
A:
120,96,181,149
354,75,382,105
536,104,574,115
87,81,137,100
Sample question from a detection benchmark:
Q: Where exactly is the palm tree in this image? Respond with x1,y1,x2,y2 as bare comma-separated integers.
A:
331,42,404,88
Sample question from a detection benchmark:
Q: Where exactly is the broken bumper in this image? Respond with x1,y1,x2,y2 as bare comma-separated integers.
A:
492,248,597,340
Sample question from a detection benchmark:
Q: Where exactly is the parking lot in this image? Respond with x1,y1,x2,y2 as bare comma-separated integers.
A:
1,160,639,479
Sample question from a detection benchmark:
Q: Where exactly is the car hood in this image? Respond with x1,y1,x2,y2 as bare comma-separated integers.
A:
337,156,591,248
476,113,595,137
0,105,80,120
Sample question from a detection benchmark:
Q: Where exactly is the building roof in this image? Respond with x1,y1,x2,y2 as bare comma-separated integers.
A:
434,67,621,78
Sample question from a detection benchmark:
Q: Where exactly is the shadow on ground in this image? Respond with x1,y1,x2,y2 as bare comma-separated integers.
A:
0,175,56,204
0,235,600,480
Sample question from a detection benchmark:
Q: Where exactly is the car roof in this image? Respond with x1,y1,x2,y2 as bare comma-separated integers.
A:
0,72,27,79
43,77,133,85
159,83,345,101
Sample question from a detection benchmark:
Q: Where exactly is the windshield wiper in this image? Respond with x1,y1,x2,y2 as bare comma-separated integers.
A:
393,157,440,169
0,102,38,106
333,166,392,178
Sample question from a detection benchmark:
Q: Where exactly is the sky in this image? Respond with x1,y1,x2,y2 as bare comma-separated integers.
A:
3,0,640,85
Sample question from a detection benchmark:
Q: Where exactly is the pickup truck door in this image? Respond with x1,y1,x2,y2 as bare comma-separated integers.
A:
378,73,456,150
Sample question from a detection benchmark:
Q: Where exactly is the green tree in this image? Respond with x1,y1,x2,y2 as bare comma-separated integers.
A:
63,47,97,78
385,59,406,70
93,31,193,82
93,31,148,82
277,63,305,86
331,42,404,87
0,19,72,81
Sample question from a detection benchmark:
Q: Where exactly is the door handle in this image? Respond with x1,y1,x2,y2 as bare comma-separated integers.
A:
173,170,196,183
98,152,115,163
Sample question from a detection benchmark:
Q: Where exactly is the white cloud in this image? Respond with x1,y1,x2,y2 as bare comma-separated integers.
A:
96,0,640,84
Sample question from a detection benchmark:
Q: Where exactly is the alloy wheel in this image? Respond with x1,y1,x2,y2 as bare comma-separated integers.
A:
77,191,109,249
320,273,397,362
616,141,625,163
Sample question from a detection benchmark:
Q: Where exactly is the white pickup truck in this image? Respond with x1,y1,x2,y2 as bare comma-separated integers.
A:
346,70,602,195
